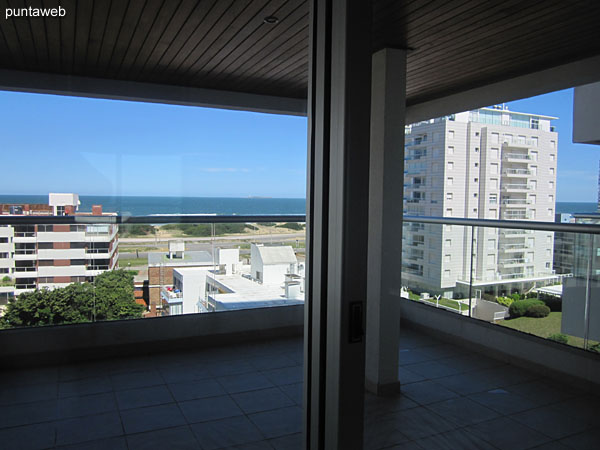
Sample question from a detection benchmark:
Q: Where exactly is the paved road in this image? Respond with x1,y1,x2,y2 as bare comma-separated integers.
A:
119,232,304,244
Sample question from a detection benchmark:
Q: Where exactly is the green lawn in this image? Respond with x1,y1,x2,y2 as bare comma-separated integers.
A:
118,258,147,267
499,312,598,350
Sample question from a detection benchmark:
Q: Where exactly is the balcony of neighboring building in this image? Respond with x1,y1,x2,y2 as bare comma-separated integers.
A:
501,197,530,207
503,151,533,162
502,168,532,178
502,183,533,193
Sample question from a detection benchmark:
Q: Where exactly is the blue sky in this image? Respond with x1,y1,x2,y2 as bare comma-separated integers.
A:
0,91,308,198
0,87,598,201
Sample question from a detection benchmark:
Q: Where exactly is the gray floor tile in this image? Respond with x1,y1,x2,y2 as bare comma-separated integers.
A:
222,442,274,449
121,403,186,434
179,395,243,424
127,425,200,450
159,365,212,384
0,383,57,406
279,383,302,405
0,399,58,428
249,354,297,371
218,372,274,394
110,370,164,391
383,407,456,440
57,436,128,450
2,367,59,387
558,427,600,450
437,353,503,373
418,343,467,360
249,406,302,439
55,412,123,446
269,432,302,450
435,371,503,396
398,366,427,385
0,422,56,450
384,443,424,450
413,429,497,450
116,385,174,410
466,416,552,450
261,366,303,386
426,397,499,426
403,360,460,379
528,442,572,450
191,415,263,450
58,392,117,419
58,377,112,398
168,379,226,402
512,404,592,439
364,415,410,449
364,393,418,420
400,380,459,405
59,362,109,382
398,348,435,365
209,360,256,377
232,387,294,414
468,388,539,415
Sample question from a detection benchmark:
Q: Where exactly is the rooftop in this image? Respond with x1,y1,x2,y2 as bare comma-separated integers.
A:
1,326,598,449
255,245,298,265
148,251,213,267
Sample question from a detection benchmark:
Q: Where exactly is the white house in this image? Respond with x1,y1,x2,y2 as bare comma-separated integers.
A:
250,244,298,284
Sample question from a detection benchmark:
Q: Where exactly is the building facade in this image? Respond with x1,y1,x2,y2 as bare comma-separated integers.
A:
0,194,118,305
403,106,559,297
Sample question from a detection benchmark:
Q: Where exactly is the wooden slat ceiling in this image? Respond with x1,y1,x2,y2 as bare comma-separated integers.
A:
1,0,600,105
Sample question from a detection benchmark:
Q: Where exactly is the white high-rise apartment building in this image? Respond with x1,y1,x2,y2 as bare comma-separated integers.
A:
403,106,559,298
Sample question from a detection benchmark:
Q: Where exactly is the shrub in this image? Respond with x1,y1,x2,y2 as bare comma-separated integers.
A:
510,292,522,302
589,343,600,353
548,333,569,344
541,294,562,312
526,304,551,318
497,296,514,307
275,222,304,231
525,292,538,299
482,292,496,302
2,275,11,282
509,299,545,318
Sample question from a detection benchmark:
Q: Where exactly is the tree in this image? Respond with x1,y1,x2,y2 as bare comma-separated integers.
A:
0,269,143,328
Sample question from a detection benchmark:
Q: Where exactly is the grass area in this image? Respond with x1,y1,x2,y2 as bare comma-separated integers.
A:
499,312,599,350
119,246,166,253
118,258,147,267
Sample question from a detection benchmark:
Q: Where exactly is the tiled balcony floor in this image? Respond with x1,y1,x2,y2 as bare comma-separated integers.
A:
1,326,599,450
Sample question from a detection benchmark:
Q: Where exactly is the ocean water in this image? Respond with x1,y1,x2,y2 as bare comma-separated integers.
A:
0,195,594,217
0,195,306,216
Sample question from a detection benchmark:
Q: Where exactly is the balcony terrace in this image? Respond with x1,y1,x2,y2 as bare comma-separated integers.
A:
1,321,599,450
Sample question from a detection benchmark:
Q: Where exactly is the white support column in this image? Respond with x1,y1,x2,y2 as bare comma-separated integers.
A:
366,48,406,395
304,0,372,448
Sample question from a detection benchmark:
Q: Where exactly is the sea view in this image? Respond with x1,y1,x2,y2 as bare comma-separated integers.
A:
0,195,595,217
0,195,306,216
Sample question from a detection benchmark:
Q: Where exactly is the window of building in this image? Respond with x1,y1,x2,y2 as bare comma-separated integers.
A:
487,239,496,250
548,208,553,217
549,181,554,190
491,163,498,174
531,180,537,190
547,236,552,245
448,146,454,155
546,262,551,269
530,166,537,176
487,254,495,264
475,132,480,137
531,209,536,219
503,134,513,144
518,135,526,144
491,148,499,159
530,150,538,161
491,133,499,144
550,140,556,149
445,208,453,217
444,269,451,279
444,254,451,263
489,209,497,218
448,130,454,139
37,225,53,232
531,118,539,129
56,206,66,216
531,136,538,146
489,194,497,204
445,239,452,248
0,237,7,243
474,147,479,152
549,167,555,175
530,194,536,204
474,162,479,167
473,208,478,213
446,192,453,200
447,161,454,170
0,253,8,259
447,177,453,186
474,178,479,183
550,154,555,161
549,195,554,203
473,193,478,198
491,178,498,189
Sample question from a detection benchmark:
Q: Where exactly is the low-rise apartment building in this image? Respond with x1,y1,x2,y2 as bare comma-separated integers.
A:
0,194,118,305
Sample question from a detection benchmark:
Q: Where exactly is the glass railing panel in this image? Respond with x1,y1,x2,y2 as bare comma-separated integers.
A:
402,217,600,354
0,217,306,330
